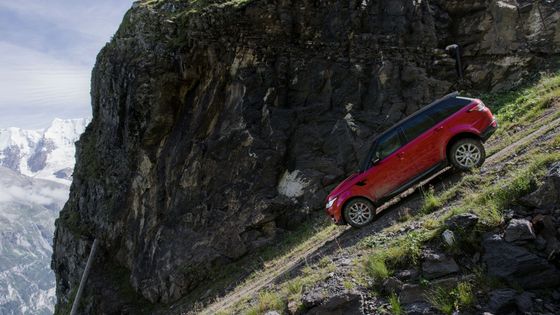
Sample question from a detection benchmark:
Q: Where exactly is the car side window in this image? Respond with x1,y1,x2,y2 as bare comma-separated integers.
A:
401,112,436,142
427,98,472,123
375,129,402,161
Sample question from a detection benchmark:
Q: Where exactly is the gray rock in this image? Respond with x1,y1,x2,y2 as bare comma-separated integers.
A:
421,251,460,280
265,311,281,315
532,215,560,256
306,293,361,315
382,277,403,294
442,229,455,246
399,283,426,304
395,269,419,281
444,213,479,231
520,173,560,210
399,277,458,304
403,302,432,315
488,289,516,314
504,219,536,242
515,291,535,313
302,289,325,308
482,234,560,289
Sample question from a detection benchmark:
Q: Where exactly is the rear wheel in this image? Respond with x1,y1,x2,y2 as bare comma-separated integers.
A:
343,198,375,228
449,138,485,171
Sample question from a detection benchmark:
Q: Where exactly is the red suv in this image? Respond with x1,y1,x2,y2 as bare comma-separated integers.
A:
325,92,497,227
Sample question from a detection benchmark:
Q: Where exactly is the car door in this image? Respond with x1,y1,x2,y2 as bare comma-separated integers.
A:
400,111,442,174
363,127,417,200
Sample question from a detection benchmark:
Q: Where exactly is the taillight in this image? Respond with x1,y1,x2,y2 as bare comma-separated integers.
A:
468,102,487,112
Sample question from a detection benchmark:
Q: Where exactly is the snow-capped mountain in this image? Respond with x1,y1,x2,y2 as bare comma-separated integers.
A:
0,118,87,315
0,118,88,184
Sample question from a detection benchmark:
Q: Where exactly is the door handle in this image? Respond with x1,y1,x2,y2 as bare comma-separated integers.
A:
435,126,444,132
397,152,405,159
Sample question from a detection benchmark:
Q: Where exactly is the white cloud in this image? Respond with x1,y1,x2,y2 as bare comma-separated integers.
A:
0,0,132,43
0,184,69,207
0,42,91,107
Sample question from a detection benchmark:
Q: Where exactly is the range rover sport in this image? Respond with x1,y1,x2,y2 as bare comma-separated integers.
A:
325,92,497,227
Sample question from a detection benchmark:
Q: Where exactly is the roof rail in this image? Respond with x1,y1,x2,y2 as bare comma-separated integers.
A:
425,91,459,108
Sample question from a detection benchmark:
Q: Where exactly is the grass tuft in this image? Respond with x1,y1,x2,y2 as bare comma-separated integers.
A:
389,292,403,315
426,281,475,315
421,186,443,213
364,256,390,282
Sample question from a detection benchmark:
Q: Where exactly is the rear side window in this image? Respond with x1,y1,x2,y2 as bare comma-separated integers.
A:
427,98,473,123
401,112,436,142
375,129,402,160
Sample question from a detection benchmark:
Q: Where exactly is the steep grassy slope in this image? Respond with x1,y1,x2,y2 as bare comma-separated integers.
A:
199,72,560,315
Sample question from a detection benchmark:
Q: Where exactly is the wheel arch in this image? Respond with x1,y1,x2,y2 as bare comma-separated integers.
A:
445,132,482,160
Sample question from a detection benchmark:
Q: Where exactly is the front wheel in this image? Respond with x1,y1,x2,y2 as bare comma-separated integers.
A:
343,198,376,228
449,138,485,171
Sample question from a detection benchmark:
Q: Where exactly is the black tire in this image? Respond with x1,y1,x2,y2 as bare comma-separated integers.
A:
449,138,486,171
343,198,376,228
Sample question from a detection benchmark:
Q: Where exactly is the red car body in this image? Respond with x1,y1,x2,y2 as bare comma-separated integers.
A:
326,93,497,225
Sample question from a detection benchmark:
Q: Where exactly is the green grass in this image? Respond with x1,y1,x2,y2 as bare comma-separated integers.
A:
244,291,284,315
479,72,560,156
343,279,355,290
481,73,560,132
389,292,403,315
457,152,560,225
426,281,475,315
364,256,390,282
420,186,443,213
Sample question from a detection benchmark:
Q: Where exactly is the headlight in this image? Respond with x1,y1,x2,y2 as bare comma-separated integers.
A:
326,197,337,208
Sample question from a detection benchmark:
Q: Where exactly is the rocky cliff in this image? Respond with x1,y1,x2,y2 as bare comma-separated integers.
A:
52,0,560,313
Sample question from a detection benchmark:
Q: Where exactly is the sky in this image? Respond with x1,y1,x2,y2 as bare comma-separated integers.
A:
0,0,133,129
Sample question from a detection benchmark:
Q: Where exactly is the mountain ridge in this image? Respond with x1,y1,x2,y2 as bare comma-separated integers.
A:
0,118,89,184
0,118,88,315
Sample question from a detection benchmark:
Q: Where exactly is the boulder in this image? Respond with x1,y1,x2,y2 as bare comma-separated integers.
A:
399,283,425,304
302,289,325,308
482,234,560,289
532,215,560,256
520,173,560,210
504,219,536,243
487,289,517,314
306,293,362,315
515,291,535,313
395,269,419,281
382,277,403,294
399,277,459,304
421,251,460,280
441,229,456,246
444,213,479,231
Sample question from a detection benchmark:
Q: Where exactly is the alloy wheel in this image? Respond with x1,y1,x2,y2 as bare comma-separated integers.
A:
347,201,373,226
455,143,481,168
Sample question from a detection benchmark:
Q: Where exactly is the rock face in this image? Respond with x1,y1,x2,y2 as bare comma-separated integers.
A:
483,234,560,289
52,0,560,313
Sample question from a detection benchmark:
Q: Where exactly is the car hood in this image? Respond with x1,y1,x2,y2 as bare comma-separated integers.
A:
327,172,364,200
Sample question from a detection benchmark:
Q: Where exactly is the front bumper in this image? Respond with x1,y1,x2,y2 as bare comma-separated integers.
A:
325,203,344,225
481,118,498,141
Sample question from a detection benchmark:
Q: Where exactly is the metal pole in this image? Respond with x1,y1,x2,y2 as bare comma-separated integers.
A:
70,238,99,315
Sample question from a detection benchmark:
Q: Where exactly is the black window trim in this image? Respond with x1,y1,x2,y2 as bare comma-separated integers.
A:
362,126,407,171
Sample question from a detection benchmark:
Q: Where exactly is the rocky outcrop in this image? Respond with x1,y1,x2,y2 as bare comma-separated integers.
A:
52,0,560,313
